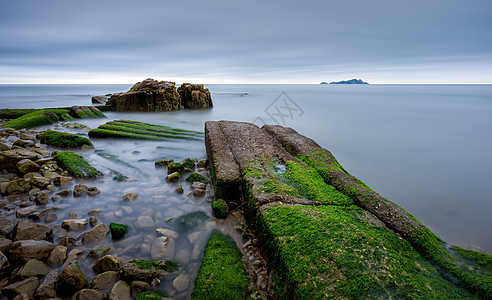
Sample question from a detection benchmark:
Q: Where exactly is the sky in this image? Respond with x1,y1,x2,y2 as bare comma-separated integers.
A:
0,0,491,84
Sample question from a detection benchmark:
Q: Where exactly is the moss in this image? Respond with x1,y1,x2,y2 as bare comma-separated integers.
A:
40,130,93,148
1,109,69,129
168,158,196,174
154,159,173,167
186,172,206,183
211,199,228,219
130,259,179,272
110,222,128,240
0,108,38,119
88,120,203,141
191,230,249,300
259,204,478,299
53,151,103,178
175,211,209,233
135,290,166,300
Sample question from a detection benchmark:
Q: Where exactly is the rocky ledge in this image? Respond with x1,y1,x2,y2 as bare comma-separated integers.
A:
205,120,492,299
101,78,213,112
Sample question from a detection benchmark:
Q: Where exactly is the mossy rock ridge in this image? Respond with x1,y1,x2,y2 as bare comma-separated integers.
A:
53,151,103,178
40,130,93,148
204,120,491,299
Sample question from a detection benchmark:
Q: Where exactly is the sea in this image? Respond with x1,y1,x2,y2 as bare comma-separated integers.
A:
0,84,491,295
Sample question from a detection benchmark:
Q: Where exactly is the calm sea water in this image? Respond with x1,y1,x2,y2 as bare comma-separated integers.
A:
1,84,491,255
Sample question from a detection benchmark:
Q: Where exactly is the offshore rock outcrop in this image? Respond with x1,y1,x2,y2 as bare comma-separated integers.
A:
103,78,213,112
205,120,492,299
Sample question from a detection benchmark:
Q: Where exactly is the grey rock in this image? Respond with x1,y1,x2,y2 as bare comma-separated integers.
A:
172,274,189,292
88,245,113,259
34,192,50,205
130,280,149,295
150,237,175,260
16,159,40,174
135,216,154,229
13,221,53,242
2,277,39,298
73,184,88,197
47,245,67,267
0,250,9,270
61,219,88,231
82,223,109,245
92,255,123,274
0,219,16,237
53,176,73,187
55,263,87,296
109,280,131,300
73,288,107,300
88,271,119,294
6,239,55,265
16,259,50,279
88,186,101,196
15,206,38,218
36,270,58,298
0,237,13,252
29,176,51,189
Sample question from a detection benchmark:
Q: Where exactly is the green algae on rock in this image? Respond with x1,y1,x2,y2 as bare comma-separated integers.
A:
135,290,167,300
185,172,206,183
1,109,70,129
211,199,228,219
175,211,208,233
53,151,103,178
109,223,128,240
40,130,93,148
130,259,178,272
205,121,492,299
88,120,203,141
191,230,248,300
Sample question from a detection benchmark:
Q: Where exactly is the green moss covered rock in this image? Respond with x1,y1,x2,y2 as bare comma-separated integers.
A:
1,109,69,129
135,290,166,300
185,172,206,183
53,151,103,178
192,230,248,299
110,223,128,240
211,199,228,219
175,211,208,233
40,130,93,148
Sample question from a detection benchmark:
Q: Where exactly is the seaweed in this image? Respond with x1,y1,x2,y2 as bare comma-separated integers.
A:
53,151,103,178
40,130,93,148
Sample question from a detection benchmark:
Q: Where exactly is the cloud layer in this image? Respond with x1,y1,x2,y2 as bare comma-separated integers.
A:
1,0,491,83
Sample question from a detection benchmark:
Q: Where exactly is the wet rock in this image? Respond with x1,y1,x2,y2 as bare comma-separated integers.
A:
57,236,76,249
6,179,32,195
175,248,190,265
53,176,73,187
88,245,113,259
29,176,51,189
155,228,178,239
56,189,72,197
130,280,149,295
56,263,87,296
121,193,138,201
61,249,84,268
92,96,109,104
211,199,228,219
172,274,189,292
72,288,107,300
15,206,38,218
61,219,87,231
7,240,55,265
119,262,164,283
35,270,58,298
34,192,50,205
68,212,81,219
44,212,57,223
0,149,42,171
193,188,206,197
88,209,102,216
13,139,35,148
88,270,119,294
82,223,109,245
109,223,128,240
73,184,88,197
88,186,101,196
165,172,180,182
135,216,154,229
154,159,173,167
0,251,9,270
13,221,53,242
177,83,213,109
16,159,40,174
109,280,131,300
0,219,16,237
16,259,50,278
175,185,184,193
2,277,39,298
197,159,208,168
89,216,98,227
0,238,13,252
47,245,67,267
92,255,123,274
175,211,208,233
150,237,175,260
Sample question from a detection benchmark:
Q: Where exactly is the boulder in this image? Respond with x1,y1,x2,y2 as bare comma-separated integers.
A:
88,271,119,294
61,219,87,231
92,255,123,274
16,259,50,278
53,176,74,187
55,263,87,296
34,192,50,205
88,186,101,196
105,78,182,112
13,139,35,148
130,280,149,295
73,184,88,197
109,280,131,300
0,219,16,237
29,176,51,189
47,245,67,267
0,238,13,252
16,159,40,174
6,240,55,265
82,223,109,245
12,221,53,242
92,96,109,104
150,237,175,260
15,206,38,218
0,250,9,270
2,277,39,298
177,83,213,109
6,179,31,195
35,270,58,298
0,149,42,171
121,193,138,201
88,245,113,259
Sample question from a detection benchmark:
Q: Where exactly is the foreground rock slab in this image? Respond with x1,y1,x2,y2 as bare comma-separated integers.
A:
204,120,492,299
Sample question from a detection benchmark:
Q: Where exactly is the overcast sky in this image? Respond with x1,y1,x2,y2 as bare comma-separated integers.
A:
1,0,491,84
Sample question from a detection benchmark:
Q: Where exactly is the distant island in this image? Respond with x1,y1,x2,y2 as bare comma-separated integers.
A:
322,79,369,84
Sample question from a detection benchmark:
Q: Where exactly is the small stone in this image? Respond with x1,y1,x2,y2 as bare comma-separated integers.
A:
89,216,98,226
130,280,149,295
165,172,180,182
16,259,50,278
82,223,109,245
53,176,73,186
175,185,184,193
55,189,72,197
73,184,88,197
109,280,131,300
61,219,87,231
122,193,138,201
93,255,123,273
88,186,101,196
155,228,178,239
150,236,175,260
34,192,50,205
68,212,80,219
88,245,113,259
88,271,119,294
15,206,38,218
44,212,57,223
197,159,208,168
88,209,101,216
172,274,189,292
36,270,58,298
47,245,67,266
29,176,51,189
193,188,206,197
0,251,10,270
16,159,40,174
2,277,39,298
55,263,87,296
73,289,107,300
135,216,154,229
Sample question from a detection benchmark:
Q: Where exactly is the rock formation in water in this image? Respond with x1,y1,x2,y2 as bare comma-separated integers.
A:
329,78,368,84
103,78,213,112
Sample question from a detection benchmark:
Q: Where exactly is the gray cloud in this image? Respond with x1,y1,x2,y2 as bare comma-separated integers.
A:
1,0,491,83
